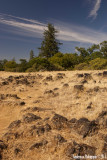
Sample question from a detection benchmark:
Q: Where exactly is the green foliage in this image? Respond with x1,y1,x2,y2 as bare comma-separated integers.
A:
30,57,52,71
49,52,63,66
0,63,3,71
4,61,17,71
90,51,103,60
87,44,100,54
1,39,107,72
74,62,89,70
28,57,38,67
0,59,8,71
16,59,29,72
100,41,107,58
39,23,62,58
75,47,89,58
61,53,79,69
29,50,34,60
89,58,107,70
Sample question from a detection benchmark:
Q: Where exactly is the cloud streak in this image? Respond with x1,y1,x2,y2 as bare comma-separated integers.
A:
0,13,46,38
88,0,102,19
0,13,107,45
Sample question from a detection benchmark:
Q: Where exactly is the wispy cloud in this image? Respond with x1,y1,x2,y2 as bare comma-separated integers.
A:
0,13,107,45
0,13,46,38
88,0,102,19
55,20,107,44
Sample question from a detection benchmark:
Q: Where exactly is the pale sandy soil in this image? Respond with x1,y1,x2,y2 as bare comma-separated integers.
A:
0,70,107,160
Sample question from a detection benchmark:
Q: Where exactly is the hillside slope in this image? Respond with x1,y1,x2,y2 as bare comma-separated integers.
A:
0,71,107,160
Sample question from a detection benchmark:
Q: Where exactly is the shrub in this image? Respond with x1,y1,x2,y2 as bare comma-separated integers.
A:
74,62,89,70
89,58,107,70
61,53,79,69
4,61,17,71
30,57,52,71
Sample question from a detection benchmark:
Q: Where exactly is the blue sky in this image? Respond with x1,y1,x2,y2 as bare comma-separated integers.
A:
0,0,107,60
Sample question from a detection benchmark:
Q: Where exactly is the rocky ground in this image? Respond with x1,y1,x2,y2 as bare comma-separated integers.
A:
0,70,107,160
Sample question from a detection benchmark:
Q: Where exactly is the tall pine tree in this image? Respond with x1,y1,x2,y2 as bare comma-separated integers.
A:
39,23,62,58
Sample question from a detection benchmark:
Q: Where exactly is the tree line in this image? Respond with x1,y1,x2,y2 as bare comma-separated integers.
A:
0,23,107,72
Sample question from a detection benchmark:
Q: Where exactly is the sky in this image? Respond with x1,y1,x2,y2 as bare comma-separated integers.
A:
0,0,107,60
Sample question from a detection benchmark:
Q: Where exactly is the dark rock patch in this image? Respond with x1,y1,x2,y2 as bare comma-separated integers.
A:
57,73,65,76
20,101,25,106
53,88,59,91
31,107,42,112
16,78,30,85
81,80,88,84
0,141,7,150
3,132,20,141
69,118,77,127
30,123,51,136
2,81,9,85
84,73,91,79
66,142,96,158
44,123,51,132
63,83,69,87
23,113,41,123
87,105,91,109
8,120,21,129
29,140,48,150
103,71,107,77
0,141,7,160
73,118,98,138
51,114,68,130
74,85,84,91
93,86,100,92
77,74,84,78
45,75,53,81
44,90,54,94
14,148,21,155
56,75,63,80
0,94,20,100
7,76,14,83
96,111,107,129
56,73,65,80
97,73,103,76
44,90,59,97
33,100,40,103
54,134,67,143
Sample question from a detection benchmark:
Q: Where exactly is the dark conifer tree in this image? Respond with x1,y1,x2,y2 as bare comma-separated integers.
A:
39,23,62,58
